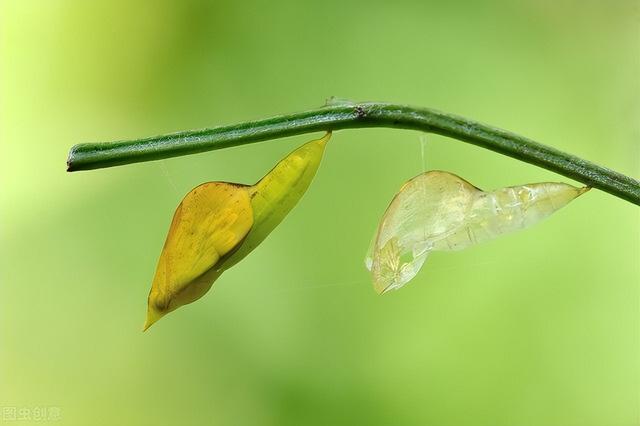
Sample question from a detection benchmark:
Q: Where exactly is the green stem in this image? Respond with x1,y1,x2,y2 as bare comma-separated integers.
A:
66,102,640,205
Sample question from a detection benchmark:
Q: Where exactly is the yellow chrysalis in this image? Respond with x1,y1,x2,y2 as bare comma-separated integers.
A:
145,133,331,330
365,170,589,295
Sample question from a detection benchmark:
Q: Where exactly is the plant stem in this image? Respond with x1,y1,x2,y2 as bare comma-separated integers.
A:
66,102,640,205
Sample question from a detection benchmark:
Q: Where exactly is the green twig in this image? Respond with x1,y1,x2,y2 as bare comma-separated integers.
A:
66,102,640,205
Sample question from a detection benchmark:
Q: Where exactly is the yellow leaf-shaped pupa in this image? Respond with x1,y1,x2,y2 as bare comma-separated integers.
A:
145,133,330,330
365,170,589,295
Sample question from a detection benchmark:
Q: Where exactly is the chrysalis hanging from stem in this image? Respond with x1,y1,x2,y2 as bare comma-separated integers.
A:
366,170,589,294
145,133,331,330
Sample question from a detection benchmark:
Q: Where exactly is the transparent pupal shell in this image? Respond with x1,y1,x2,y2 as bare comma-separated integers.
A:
367,171,476,294
431,181,589,251
366,171,588,294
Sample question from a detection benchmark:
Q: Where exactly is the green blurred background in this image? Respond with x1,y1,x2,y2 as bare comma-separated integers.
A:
1,0,638,425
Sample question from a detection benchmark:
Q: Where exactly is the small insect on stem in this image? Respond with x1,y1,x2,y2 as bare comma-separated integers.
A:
365,170,589,295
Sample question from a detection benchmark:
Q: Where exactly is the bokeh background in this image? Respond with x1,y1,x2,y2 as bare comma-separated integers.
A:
1,1,639,425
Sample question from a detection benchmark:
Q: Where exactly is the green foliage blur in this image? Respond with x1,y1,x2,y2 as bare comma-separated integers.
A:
1,1,638,425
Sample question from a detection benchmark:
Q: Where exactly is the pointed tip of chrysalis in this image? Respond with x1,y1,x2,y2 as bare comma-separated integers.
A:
376,285,391,295
143,307,164,332
578,186,591,196
375,282,399,295
318,131,331,146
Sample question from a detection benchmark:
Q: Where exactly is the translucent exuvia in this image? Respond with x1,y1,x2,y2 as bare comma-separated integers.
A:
365,171,589,294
